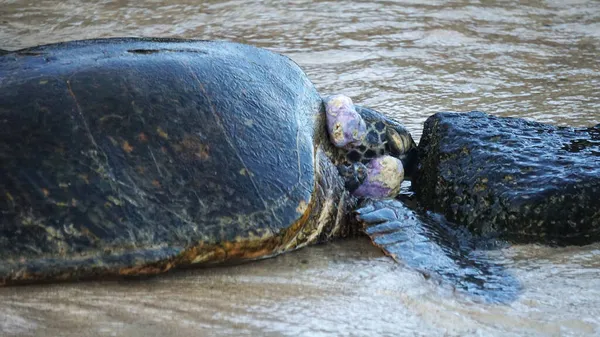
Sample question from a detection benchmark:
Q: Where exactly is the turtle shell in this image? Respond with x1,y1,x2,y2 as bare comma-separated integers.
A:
0,38,324,284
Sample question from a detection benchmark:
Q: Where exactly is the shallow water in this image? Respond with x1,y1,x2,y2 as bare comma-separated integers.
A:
1,0,600,336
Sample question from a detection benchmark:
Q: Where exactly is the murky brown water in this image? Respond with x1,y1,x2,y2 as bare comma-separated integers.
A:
1,0,600,336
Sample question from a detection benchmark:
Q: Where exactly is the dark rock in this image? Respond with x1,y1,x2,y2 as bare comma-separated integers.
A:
413,111,600,245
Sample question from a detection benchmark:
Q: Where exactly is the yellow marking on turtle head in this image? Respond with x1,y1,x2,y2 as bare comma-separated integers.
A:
39,79,48,85
387,128,406,153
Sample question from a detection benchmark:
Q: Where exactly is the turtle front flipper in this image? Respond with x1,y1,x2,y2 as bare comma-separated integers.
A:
355,199,520,303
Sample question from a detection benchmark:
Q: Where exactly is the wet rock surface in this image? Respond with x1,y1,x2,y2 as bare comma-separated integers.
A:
414,111,600,245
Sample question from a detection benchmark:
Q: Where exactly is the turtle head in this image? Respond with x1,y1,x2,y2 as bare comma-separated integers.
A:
323,94,418,199
353,105,418,179
323,94,418,177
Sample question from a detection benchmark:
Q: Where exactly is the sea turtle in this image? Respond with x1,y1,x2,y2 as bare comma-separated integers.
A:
0,38,517,302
